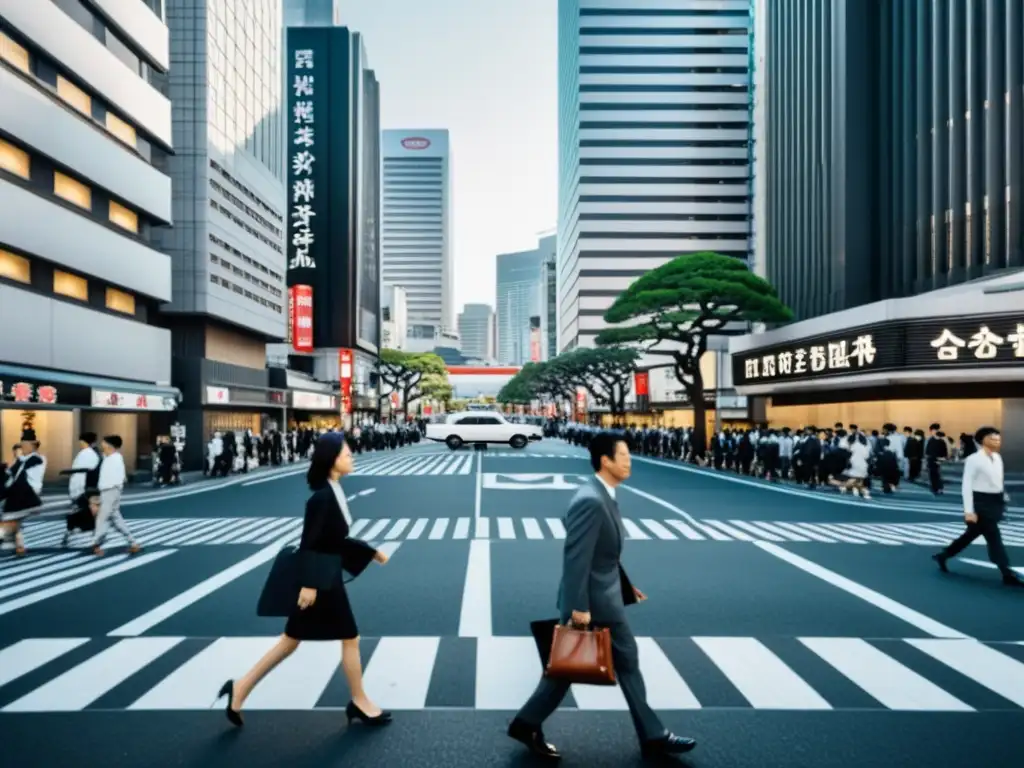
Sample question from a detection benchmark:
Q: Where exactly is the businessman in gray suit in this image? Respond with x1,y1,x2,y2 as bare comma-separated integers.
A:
507,431,697,760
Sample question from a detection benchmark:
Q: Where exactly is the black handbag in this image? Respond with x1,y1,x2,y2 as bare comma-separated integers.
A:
256,546,343,617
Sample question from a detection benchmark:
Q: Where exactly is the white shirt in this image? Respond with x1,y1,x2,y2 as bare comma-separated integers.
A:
328,480,353,527
97,451,126,491
595,474,616,500
961,449,1004,513
68,446,101,499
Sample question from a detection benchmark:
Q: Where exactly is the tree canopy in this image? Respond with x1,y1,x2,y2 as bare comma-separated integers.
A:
595,251,793,454
495,347,640,415
377,349,448,412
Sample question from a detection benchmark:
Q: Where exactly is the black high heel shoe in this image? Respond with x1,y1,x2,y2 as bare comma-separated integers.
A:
345,700,392,726
218,680,244,727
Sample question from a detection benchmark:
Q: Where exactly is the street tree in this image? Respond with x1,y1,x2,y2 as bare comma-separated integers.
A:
377,349,448,414
595,251,793,456
496,362,543,405
570,346,640,416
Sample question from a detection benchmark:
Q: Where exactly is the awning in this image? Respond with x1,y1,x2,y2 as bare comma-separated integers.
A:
0,363,180,398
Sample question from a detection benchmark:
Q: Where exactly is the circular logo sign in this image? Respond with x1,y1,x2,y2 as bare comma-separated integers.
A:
401,137,431,150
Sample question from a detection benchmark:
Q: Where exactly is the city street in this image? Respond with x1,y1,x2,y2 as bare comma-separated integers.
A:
2,440,1023,768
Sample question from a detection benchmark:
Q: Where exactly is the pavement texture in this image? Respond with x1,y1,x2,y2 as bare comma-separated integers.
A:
2,439,1023,768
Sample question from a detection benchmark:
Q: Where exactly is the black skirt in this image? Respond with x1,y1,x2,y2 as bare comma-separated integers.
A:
284,583,358,641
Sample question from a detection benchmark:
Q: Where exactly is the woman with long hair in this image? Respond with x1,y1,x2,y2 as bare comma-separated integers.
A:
216,432,392,728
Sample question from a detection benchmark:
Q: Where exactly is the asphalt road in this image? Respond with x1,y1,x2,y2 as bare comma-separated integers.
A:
2,438,1023,768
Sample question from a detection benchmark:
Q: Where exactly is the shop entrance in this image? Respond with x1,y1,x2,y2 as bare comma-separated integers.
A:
203,411,262,438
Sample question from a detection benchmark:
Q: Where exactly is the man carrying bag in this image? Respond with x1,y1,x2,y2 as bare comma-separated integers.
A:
509,432,697,760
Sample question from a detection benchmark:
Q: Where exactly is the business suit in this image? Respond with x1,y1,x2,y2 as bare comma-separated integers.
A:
516,476,666,743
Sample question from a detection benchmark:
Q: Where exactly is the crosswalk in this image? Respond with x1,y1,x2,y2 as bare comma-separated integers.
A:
348,451,586,477
12,515,1024,550
0,633,1022,712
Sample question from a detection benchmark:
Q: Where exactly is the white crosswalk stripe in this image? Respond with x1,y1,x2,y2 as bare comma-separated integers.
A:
1,634,1022,712
11,516,1024,548
348,452,586,477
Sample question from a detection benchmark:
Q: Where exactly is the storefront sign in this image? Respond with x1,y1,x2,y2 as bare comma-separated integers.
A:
288,46,317,273
206,386,230,404
338,348,353,415
289,285,314,353
634,372,649,397
292,391,337,411
0,380,58,404
732,313,1024,386
91,390,176,411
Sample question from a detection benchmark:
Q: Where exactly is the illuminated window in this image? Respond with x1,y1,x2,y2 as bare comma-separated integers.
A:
54,172,91,209
108,200,138,233
105,112,137,147
53,270,88,301
0,249,30,283
57,75,91,116
105,287,135,314
0,138,30,179
0,31,29,73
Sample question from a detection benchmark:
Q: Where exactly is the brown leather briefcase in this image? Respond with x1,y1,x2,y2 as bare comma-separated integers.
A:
544,624,616,686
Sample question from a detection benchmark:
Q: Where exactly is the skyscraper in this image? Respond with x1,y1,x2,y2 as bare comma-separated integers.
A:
381,129,453,334
458,303,496,361
497,234,556,365
0,0,179,474
556,0,753,352
763,0,1023,321
157,0,288,466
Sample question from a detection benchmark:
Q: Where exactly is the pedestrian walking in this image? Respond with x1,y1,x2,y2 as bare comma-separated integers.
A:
933,427,1024,588
508,431,696,760
92,435,142,557
217,432,392,728
1,429,46,557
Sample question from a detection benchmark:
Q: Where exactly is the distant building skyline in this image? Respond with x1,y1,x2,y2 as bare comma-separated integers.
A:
496,233,555,365
457,303,495,361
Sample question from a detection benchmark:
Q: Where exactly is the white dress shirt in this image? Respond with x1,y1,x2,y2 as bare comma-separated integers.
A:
961,449,1004,513
328,480,353,527
68,447,100,499
97,452,126,491
595,474,617,501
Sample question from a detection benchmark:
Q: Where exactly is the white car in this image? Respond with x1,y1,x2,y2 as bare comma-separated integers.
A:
425,411,543,450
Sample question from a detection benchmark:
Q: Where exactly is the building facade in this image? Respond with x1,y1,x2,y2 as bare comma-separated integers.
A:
556,0,753,351
540,259,557,360
457,303,495,361
381,283,407,351
380,129,453,333
497,234,555,365
734,0,1024,463
284,24,381,423
0,0,180,476
156,0,291,468
764,0,1023,321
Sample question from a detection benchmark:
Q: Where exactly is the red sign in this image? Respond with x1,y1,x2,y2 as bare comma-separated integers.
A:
338,348,353,414
12,382,32,402
529,327,541,362
289,285,314,352
37,386,57,404
401,137,430,150
634,372,650,397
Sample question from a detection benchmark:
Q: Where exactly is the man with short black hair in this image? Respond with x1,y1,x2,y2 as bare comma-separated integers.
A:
933,427,1022,587
92,435,141,557
508,431,696,760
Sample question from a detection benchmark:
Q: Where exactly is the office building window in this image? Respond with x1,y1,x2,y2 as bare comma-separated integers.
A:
109,200,138,233
0,31,29,73
0,138,30,179
105,286,135,314
56,75,91,116
54,172,91,209
105,112,137,147
53,270,88,301
0,249,30,283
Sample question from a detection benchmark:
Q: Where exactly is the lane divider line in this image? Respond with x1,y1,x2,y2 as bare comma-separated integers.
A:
753,541,969,639
458,539,492,638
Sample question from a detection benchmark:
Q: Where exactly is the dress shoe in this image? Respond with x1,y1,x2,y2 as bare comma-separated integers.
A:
932,553,949,572
1002,573,1024,588
345,700,392,726
507,717,561,759
641,733,697,758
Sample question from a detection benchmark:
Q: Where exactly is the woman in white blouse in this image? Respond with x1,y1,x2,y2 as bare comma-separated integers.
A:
933,427,1023,587
216,433,395,726
839,433,873,499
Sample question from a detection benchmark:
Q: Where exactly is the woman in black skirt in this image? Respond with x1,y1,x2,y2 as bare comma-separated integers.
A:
217,432,392,726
